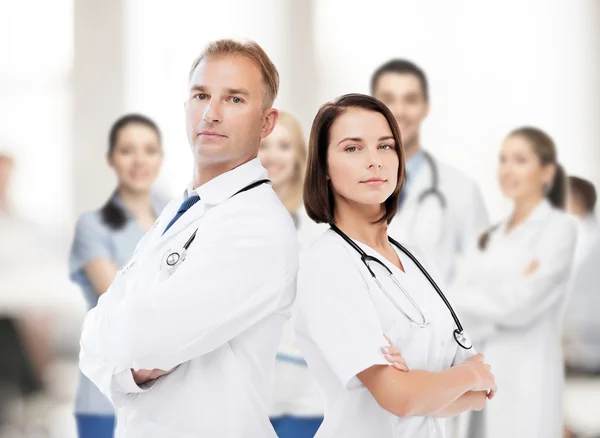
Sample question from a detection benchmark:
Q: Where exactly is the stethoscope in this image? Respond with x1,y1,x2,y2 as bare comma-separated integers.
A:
415,150,447,209
162,179,271,274
404,151,447,244
330,224,472,350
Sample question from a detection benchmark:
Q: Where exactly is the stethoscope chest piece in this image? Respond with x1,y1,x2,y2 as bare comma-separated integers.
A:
454,329,473,350
163,248,188,274
166,252,180,266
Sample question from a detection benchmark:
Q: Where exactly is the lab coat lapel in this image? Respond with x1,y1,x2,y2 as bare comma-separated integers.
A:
159,200,206,242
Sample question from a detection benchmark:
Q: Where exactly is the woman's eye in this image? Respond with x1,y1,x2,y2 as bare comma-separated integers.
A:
379,144,394,150
194,94,208,100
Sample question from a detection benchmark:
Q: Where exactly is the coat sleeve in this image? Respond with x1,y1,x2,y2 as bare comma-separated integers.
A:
80,207,298,372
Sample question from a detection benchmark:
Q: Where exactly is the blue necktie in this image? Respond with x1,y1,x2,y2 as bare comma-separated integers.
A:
162,194,200,235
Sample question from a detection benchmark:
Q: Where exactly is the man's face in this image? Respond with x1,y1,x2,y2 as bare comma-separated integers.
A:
373,73,429,149
185,55,277,166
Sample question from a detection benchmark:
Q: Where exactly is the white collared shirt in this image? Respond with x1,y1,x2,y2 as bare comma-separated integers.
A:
79,158,299,438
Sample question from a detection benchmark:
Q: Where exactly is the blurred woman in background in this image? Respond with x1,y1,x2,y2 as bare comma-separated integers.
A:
562,176,600,438
258,110,325,438
451,127,576,438
69,114,165,438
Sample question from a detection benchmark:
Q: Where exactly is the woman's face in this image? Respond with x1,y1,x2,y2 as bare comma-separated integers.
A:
108,123,163,194
498,134,554,203
258,122,297,188
327,108,399,210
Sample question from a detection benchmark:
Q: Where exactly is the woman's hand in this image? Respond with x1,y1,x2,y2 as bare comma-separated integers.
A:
382,335,409,372
524,259,540,275
463,353,497,398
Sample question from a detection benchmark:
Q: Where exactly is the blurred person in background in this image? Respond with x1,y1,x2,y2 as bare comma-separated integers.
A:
566,176,599,266
258,111,325,438
0,153,14,214
69,114,165,438
451,127,576,438
0,152,54,438
562,176,600,438
371,59,489,285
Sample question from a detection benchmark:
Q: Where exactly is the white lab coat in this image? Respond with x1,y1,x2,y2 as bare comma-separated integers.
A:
295,230,475,438
79,159,299,438
450,199,577,438
563,216,600,371
270,207,327,418
388,154,489,285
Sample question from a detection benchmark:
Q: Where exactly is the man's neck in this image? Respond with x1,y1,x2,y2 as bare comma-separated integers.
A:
403,138,421,160
192,155,256,189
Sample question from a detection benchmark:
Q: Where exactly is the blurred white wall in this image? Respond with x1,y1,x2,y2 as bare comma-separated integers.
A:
0,0,73,227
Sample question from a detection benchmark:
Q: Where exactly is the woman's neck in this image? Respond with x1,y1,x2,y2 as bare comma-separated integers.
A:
334,201,389,250
272,182,290,206
117,187,154,219
508,195,544,231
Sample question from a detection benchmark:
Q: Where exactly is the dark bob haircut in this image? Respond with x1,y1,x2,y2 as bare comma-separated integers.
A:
303,93,406,225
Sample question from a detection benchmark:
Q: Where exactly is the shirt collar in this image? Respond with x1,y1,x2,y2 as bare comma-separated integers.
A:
501,198,553,232
525,198,553,224
184,157,269,205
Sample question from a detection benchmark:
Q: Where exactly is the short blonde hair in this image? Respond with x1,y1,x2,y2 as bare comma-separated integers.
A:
189,39,279,108
276,111,307,213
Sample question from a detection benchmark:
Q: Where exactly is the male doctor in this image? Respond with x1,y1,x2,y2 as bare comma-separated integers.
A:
371,59,489,284
79,39,299,438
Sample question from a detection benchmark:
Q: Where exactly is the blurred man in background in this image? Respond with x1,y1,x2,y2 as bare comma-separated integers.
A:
371,59,489,285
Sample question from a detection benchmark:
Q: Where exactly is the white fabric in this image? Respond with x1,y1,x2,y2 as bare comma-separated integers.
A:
79,158,299,438
270,207,327,418
295,230,475,438
451,199,577,438
563,218,600,371
388,153,489,285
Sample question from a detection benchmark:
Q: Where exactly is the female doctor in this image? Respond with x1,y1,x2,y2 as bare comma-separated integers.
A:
69,114,164,438
259,110,326,437
294,93,497,438
451,127,577,438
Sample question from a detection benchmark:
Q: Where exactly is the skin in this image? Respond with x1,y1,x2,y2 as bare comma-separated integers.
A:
185,54,278,188
258,122,296,200
373,73,429,160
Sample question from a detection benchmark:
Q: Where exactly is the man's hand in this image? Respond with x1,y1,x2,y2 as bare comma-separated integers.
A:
132,366,178,386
